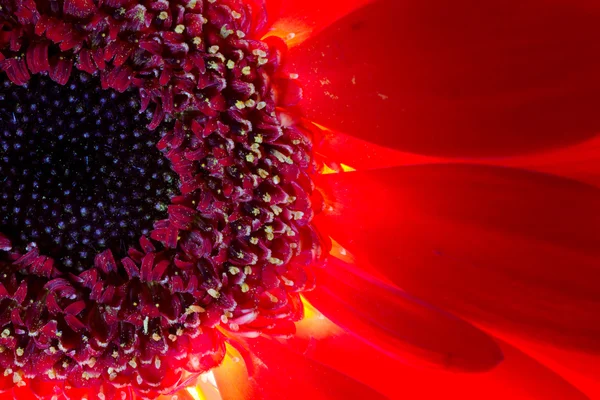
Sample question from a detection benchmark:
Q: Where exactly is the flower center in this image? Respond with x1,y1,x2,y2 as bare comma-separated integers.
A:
0,71,178,270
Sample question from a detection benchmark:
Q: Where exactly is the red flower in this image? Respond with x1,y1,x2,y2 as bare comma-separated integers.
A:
1,0,600,399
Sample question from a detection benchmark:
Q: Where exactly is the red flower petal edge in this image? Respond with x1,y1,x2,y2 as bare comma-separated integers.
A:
314,165,600,352
304,255,503,372
287,0,600,157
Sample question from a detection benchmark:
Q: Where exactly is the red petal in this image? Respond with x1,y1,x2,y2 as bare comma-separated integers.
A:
305,256,502,371
291,323,588,400
2,58,31,86
63,0,96,18
26,42,50,74
288,0,600,157
317,130,600,192
49,57,73,85
484,327,600,399
263,0,373,46
214,338,387,400
315,128,440,171
478,134,600,189
315,165,600,351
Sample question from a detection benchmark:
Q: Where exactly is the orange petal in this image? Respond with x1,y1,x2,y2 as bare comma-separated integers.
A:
314,165,600,351
290,326,588,400
304,256,503,371
287,0,600,157
263,0,374,47
213,338,387,400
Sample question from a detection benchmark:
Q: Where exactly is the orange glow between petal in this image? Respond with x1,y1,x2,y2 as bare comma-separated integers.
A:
185,371,222,400
186,387,207,400
297,296,342,339
263,20,313,47
329,238,355,264
320,164,338,175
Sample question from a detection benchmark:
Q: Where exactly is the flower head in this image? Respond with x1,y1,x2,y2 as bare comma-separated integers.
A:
1,0,600,399
0,0,319,397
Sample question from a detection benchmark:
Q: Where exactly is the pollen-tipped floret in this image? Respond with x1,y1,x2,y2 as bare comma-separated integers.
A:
0,0,320,398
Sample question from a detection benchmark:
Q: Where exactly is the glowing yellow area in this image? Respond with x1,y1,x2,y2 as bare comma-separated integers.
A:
340,164,356,172
311,121,332,132
297,295,341,339
302,296,320,320
329,238,355,264
185,371,222,400
187,387,207,400
320,164,338,175
263,19,312,47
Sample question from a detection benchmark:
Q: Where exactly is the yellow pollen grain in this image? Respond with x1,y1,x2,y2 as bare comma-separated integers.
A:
262,193,272,203
221,25,234,38
240,283,250,293
270,205,283,215
245,153,255,162
266,292,279,303
227,60,235,69
232,11,242,19
237,30,246,38
174,24,185,34
256,101,267,110
186,305,206,314
242,66,252,75
208,289,220,298
271,149,293,164
272,175,280,185
257,168,269,178
281,276,295,286
12,371,23,384
158,11,168,20
193,37,202,46
245,99,256,108
16,348,23,356
244,266,253,275
236,100,246,109
209,45,220,54
268,257,283,266
249,237,259,245
264,226,274,241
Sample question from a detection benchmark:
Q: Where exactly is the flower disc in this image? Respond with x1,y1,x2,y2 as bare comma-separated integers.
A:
0,0,320,398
